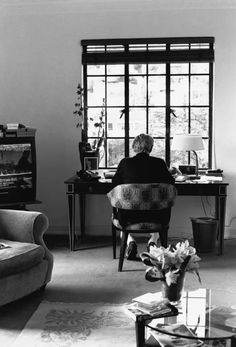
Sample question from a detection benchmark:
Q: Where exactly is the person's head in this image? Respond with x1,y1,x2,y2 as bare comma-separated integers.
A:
132,133,154,154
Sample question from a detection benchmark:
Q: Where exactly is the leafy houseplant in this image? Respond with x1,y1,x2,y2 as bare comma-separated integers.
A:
73,83,84,130
140,240,201,302
73,83,105,152
73,84,105,169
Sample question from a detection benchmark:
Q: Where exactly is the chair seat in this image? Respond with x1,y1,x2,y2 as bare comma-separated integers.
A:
112,217,163,231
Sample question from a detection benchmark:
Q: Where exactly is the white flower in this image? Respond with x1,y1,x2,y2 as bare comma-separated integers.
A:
165,269,179,286
141,239,201,284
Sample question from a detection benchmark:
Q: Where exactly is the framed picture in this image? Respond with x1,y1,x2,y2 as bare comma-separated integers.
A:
84,157,98,171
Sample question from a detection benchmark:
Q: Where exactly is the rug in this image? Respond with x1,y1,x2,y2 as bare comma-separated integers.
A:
12,302,136,347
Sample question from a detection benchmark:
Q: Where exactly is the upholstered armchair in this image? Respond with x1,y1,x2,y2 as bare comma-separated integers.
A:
107,183,177,271
0,209,53,306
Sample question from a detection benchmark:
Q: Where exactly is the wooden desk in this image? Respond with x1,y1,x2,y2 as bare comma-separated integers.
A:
64,175,228,254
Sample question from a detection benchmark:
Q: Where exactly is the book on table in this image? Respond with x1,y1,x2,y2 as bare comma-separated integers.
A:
124,291,178,321
132,292,168,309
150,323,203,347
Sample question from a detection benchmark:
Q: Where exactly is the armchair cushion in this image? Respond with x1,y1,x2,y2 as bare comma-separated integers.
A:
0,239,45,278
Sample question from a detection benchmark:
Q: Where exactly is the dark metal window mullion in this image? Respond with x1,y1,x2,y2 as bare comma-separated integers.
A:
166,45,171,167
82,62,88,143
188,63,191,164
146,63,149,134
124,45,129,157
104,63,108,167
209,58,214,169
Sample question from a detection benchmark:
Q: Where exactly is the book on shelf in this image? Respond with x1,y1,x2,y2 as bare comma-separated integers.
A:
150,323,203,347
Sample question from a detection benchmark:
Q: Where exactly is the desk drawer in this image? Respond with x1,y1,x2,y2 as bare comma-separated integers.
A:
69,182,113,195
176,183,227,196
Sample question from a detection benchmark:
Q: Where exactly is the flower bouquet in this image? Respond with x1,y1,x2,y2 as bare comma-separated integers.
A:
140,240,201,303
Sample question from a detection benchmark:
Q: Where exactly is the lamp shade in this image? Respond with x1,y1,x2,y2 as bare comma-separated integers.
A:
172,134,204,151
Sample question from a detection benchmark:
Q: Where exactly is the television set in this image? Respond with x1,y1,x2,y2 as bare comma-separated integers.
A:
0,137,36,204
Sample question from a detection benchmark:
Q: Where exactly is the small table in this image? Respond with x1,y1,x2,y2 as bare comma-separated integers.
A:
134,289,236,347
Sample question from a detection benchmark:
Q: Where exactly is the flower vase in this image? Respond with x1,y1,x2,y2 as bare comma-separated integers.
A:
161,272,185,305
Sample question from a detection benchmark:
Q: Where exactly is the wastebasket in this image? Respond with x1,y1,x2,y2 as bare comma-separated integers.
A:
190,217,218,253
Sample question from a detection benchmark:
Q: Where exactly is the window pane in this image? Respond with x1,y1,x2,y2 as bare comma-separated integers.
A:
107,108,125,137
107,139,124,167
170,108,189,136
191,76,209,105
148,64,166,74
191,63,209,74
170,147,188,168
171,44,189,50
129,139,135,157
87,108,104,137
87,77,105,106
152,139,165,159
199,139,208,168
190,108,209,136
148,108,165,137
148,76,166,106
129,108,146,137
107,76,124,106
99,145,105,168
107,64,124,75
87,65,105,75
129,76,146,106
170,63,189,74
170,76,189,106
129,64,146,74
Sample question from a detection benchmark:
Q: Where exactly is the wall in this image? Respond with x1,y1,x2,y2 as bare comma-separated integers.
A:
0,0,236,239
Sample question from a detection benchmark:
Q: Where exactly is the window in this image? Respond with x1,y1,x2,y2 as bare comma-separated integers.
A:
82,37,214,169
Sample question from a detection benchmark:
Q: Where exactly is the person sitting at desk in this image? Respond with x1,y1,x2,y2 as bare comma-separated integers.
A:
112,133,175,261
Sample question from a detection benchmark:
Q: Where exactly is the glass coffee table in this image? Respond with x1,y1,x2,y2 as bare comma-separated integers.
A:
134,289,236,347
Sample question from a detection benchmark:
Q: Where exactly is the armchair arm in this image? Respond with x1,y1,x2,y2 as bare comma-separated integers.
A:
0,209,47,243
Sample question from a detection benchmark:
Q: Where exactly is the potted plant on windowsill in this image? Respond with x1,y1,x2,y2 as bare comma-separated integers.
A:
73,83,105,169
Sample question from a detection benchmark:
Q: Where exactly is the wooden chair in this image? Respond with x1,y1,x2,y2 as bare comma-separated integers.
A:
107,183,177,271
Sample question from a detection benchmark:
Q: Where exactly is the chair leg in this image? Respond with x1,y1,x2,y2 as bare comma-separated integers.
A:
159,225,169,248
112,224,117,259
118,231,129,272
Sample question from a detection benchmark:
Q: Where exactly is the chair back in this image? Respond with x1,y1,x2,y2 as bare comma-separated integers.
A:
107,183,177,211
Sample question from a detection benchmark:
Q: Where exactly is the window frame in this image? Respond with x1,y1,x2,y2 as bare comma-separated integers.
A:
81,37,214,169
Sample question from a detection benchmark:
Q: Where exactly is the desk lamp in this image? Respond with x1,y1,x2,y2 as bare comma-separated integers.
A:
172,134,204,178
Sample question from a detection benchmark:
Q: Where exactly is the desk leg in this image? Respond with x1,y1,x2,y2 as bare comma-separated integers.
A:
67,193,75,251
79,193,86,240
231,336,236,347
215,195,227,255
135,318,145,347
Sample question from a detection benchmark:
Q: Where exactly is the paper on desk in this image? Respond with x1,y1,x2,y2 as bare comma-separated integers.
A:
200,175,223,182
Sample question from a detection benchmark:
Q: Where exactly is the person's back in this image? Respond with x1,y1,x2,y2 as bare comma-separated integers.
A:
112,152,174,186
